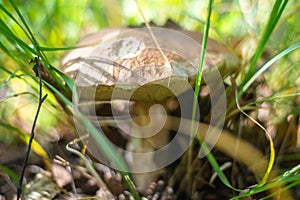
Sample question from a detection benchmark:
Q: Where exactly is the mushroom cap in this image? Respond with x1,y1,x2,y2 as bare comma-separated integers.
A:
62,27,238,102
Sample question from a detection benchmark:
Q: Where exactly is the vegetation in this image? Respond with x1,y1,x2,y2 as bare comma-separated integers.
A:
0,0,300,199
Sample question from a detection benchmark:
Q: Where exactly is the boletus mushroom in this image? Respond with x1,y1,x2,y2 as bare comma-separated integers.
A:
62,25,239,191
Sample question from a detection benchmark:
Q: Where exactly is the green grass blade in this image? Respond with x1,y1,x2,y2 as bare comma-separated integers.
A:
227,42,300,115
198,139,242,192
188,0,213,188
0,3,27,35
190,0,212,153
43,80,126,170
191,0,240,192
0,164,20,183
43,80,138,196
243,0,289,85
0,18,37,56
231,164,300,199
0,68,23,86
242,42,300,93
8,0,39,49
39,46,84,51
192,0,212,104
2,1,67,96
188,0,241,193
77,113,140,199
190,0,241,192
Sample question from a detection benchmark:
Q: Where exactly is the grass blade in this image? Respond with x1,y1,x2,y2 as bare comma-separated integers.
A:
43,80,139,198
242,0,289,85
187,0,214,192
242,42,300,92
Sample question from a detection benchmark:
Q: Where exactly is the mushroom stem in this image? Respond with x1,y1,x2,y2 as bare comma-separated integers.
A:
131,101,169,151
126,101,170,191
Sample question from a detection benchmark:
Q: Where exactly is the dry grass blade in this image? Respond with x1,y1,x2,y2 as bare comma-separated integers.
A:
65,136,115,199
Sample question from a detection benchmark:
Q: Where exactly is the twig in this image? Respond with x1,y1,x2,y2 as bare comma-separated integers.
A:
17,57,48,200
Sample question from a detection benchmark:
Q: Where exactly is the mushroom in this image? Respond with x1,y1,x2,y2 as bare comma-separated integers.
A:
62,26,239,190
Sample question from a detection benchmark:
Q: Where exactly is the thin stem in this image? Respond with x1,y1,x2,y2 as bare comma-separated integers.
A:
17,57,48,200
188,0,214,194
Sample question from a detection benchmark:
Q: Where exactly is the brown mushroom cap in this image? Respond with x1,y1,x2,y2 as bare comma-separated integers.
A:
62,27,238,102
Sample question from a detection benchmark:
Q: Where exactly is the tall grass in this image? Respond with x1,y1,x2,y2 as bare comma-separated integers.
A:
189,0,300,199
0,0,139,198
